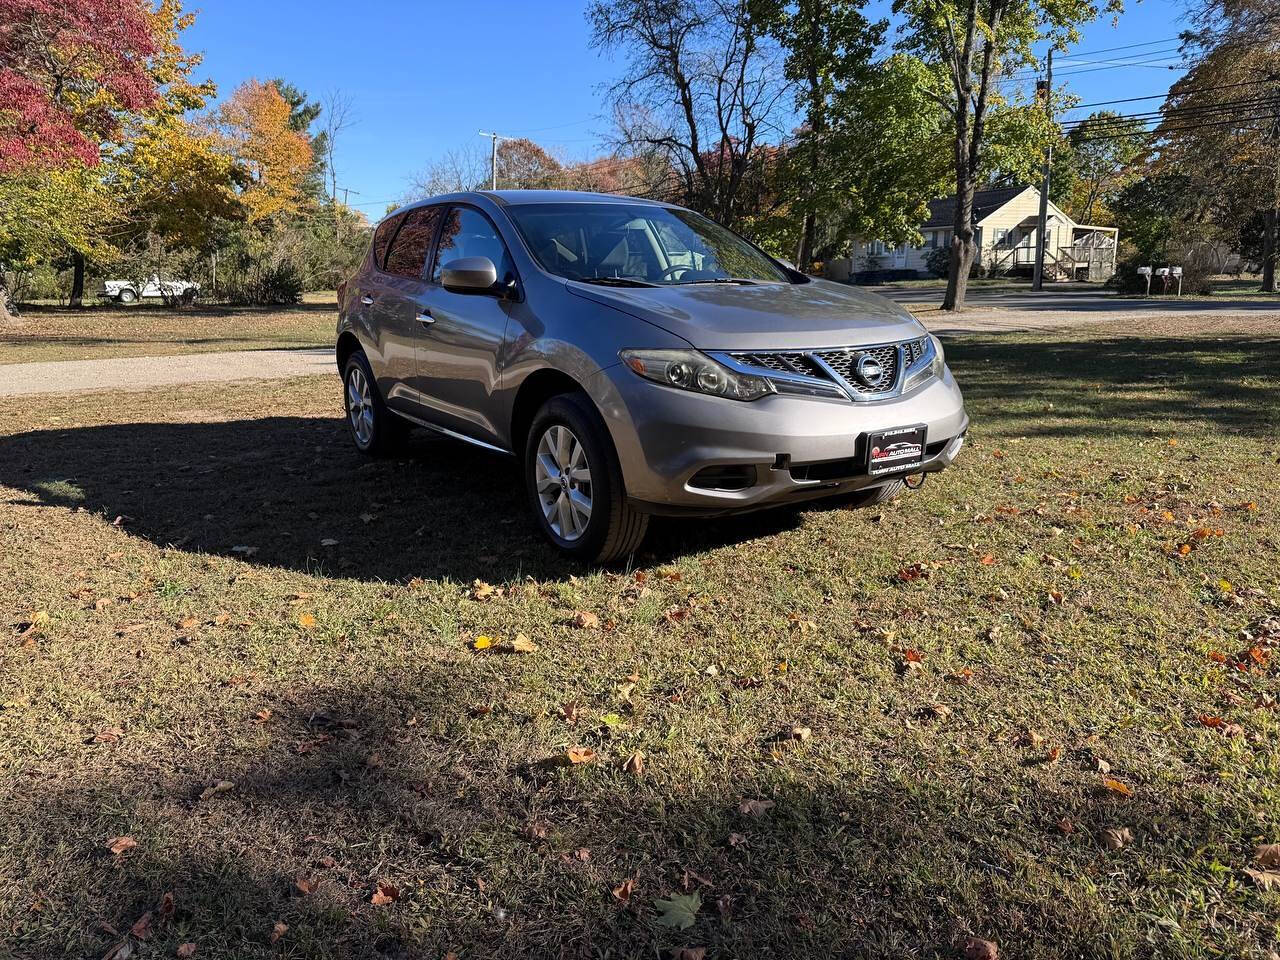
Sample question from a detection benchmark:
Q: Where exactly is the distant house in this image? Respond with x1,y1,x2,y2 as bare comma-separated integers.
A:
828,185,1119,283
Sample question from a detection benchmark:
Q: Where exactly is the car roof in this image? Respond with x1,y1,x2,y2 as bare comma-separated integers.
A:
380,190,680,223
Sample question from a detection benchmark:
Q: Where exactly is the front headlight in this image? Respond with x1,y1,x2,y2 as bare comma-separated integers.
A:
902,335,945,393
619,349,775,401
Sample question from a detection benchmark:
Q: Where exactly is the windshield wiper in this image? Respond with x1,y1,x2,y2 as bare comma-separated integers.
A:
673,277,760,285
576,276,658,288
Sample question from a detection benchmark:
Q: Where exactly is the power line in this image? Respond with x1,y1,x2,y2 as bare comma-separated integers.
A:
1065,77,1274,110
1061,94,1280,129
1063,35,1184,57
1073,113,1277,142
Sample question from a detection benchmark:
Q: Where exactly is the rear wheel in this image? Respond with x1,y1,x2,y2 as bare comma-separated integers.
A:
342,351,406,455
524,393,648,564
117,287,138,304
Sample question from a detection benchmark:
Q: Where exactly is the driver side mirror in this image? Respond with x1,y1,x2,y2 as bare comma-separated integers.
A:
440,256,511,297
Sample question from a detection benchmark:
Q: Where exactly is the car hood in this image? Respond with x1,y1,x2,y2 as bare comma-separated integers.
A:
565,278,925,350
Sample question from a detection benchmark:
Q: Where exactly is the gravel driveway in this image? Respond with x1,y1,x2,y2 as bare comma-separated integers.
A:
0,347,333,396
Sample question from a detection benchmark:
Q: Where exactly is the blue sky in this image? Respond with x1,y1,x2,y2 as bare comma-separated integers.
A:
183,0,1191,217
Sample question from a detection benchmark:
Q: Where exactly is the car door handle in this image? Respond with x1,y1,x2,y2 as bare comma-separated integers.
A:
360,295,375,305
416,310,435,326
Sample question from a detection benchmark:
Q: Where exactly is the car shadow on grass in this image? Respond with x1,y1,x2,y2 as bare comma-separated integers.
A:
3,669,1188,960
0,417,811,584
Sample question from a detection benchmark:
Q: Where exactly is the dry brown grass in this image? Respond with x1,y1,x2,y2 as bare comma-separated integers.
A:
1,318,1278,959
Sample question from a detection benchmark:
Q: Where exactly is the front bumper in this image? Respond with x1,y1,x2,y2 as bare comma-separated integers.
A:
587,362,968,515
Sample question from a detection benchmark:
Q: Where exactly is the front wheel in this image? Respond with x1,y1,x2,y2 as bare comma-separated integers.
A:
844,479,904,508
524,393,648,564
117,288,138,304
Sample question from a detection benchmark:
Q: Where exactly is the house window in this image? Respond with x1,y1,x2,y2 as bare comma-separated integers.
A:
994,228,1008,247
928,231,938,249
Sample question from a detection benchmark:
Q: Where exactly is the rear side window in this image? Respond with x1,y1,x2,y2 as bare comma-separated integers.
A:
384,206,442,280
431,206,515,284
372,213,404,270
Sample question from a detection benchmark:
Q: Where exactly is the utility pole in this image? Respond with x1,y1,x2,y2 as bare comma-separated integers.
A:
1033,47,1054,291
335,187,359,245
478,130,511,190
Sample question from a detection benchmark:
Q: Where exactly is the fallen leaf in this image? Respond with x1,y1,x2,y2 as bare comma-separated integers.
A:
102,939,135,960
979,554,997,565
1245,867,1280,891
654,890,701,930
558,702,579,724
522,821,549,840
612,878,634,901
269,921,288,944
623,751,645,775
471,579,496,600
176,944,197,958
963,937,998,960
130,911,153,939
672,948,706,960
320,538,339,547
1104,826,1133,850
507,633,538,653
783,725,812,742
727,832,748,847
252,709,272,724
295,875,318,895
572,610,600,630
199,780,235,801
737,798,775,817
472,635,493,650
107,836,137,855
177,615,198,630
566,746,597,765
1057,818,1074,834
297,612,317,630
896,563,928,583
370,881,399,905
92,726,124,743
1101,778,1134,797
1255,843,1280,868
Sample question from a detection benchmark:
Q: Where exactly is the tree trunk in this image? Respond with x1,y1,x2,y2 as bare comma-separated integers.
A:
795,212,816,272
1262,207,1278,293
69,250,86,307
0,273,17,323
943,133,977,311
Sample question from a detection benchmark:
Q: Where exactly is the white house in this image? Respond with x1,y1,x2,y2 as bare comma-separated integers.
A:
829,185,1119,283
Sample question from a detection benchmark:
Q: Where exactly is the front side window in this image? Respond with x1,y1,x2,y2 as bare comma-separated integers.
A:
504,202,789,285
383,206,442,280
372,212,405,270
432,206,515,284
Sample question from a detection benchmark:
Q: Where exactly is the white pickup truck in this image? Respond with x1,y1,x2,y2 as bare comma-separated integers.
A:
101,276,200,304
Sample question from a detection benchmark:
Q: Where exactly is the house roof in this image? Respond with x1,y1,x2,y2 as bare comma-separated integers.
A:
921,186,1030,229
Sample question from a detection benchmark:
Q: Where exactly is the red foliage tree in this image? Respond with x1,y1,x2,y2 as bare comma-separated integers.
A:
0,0,158,173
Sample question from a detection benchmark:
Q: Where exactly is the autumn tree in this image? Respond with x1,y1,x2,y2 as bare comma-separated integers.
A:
217,79,314,223
0,0,161,316
1164,0,1280,290
1052,111,1148,225
894,0,1122,310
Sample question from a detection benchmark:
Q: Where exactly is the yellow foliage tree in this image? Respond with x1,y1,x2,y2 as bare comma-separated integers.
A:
217,79,314,223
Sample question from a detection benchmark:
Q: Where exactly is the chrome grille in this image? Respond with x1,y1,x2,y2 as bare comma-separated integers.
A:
733,352,826,378
814,344,899,396
723,337,931,402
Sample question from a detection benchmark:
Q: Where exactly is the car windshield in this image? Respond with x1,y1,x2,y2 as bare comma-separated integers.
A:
504,202,790,286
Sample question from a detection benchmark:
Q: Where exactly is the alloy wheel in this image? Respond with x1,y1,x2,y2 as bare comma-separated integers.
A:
534,424,593,541
346,366,375,447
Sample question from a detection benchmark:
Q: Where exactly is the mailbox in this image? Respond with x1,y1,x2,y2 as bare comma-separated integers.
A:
1170,266,1183,276
1156,268,1169,275
1137,266,1152,275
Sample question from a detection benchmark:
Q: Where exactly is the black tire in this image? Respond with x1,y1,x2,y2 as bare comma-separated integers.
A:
524,392,648,564
342,351,407,456
117,288,138,304
845,479,905,508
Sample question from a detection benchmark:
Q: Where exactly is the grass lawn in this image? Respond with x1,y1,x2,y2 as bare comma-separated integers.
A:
2,316,1279,959
1,292,336,365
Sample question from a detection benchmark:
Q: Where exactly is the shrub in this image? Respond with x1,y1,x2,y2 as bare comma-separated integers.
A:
925,247,950,278
225,262,303,306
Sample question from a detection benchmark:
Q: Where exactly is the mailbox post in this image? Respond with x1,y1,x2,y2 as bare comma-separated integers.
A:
1157,267,1170,294
1171,265,1183,297
1138,265,1153,296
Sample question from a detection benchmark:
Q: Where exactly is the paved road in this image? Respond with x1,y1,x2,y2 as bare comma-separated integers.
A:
0,347,333,397
868,283,1280,313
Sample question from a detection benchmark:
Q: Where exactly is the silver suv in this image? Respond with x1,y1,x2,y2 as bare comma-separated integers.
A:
336,191,967,562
